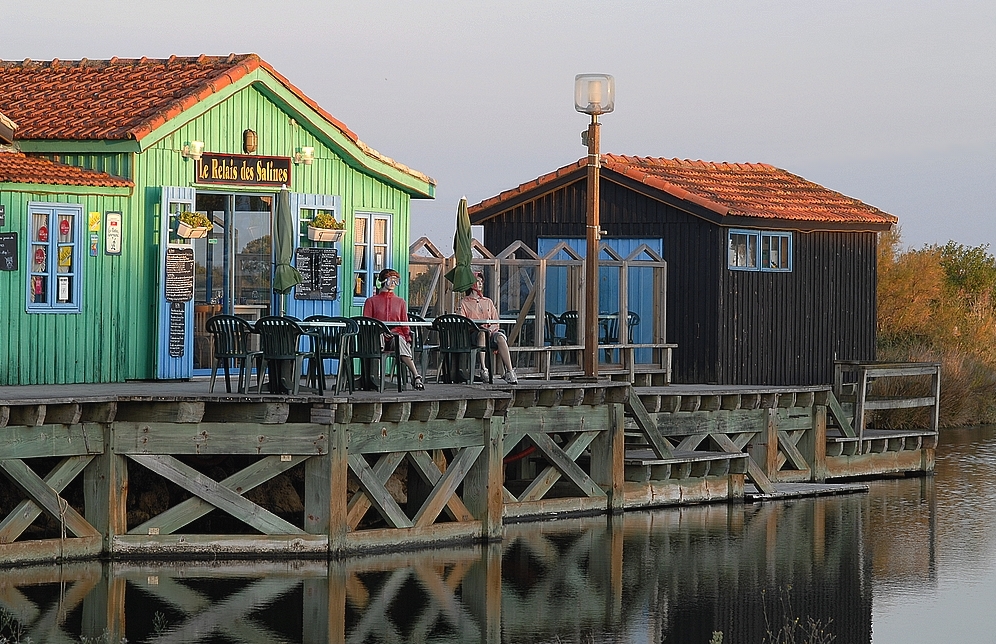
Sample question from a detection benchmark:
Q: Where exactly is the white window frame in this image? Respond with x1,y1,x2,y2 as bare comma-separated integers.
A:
728,229,792,272
351,211,392,302
26,202,84,313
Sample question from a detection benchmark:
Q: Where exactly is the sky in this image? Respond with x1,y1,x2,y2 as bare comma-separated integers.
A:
6,0,995,252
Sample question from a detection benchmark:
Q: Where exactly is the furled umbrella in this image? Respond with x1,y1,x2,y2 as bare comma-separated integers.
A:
272,185,302,313
444,197,476,293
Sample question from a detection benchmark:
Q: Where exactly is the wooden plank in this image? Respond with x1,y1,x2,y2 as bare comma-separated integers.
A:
0,458,99,538
408,450,475,523
347,452,406,529
437,399,468,420
0,455,93,543
624,392,674,459
7,405,45,427
380,402,412,423
80,402,117,423
347,453,413,529
520,431,604,501
464,398,495,420
410,401,440,422
329,425,348,553
863,365,940,377
201,402,290,424
0,406,9,428
0,423,103,459
863,397,937,410
413,446,483,528
776,430,810,472
504,405,611,434
112,422,328,455
44,403,82,425
131,455,308,535
826,391,856,438
653,409,767,436
114,401,205,423
112,533,327,556
349,418,487,454
711,432,775,494
127,454,304,535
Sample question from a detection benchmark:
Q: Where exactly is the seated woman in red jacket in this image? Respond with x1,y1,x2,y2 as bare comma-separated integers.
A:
362,268,424,390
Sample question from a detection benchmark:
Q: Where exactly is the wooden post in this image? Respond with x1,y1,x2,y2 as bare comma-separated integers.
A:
583,115,600,379
464,416,504,540
590,403,625,513
327,424,348,555
83,422,127,556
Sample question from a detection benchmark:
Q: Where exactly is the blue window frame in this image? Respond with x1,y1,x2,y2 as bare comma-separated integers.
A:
728,229,792,272
351,212,392,302
26,202,84,312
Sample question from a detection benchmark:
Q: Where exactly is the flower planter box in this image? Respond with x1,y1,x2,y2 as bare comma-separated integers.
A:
308,226,344,242
177,221,210,238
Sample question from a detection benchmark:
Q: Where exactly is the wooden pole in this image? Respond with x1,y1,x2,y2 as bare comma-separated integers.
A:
583,114,601,379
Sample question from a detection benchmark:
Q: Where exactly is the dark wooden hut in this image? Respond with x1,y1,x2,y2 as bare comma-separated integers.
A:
468,155,897,385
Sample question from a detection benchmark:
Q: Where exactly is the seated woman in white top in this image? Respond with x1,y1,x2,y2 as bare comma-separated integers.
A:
456,272,517,384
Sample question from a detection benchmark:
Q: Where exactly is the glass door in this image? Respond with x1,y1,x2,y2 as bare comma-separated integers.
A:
191,192,273,371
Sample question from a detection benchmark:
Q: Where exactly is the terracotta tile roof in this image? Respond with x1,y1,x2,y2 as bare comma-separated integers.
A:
0,151,133,187
470,155,897,227
0,54,433,187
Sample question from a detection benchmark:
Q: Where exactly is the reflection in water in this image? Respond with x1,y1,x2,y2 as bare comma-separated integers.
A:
5,427,995,643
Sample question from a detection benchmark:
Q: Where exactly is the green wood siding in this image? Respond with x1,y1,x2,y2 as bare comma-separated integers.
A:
0,190,132,385
3,78,422,385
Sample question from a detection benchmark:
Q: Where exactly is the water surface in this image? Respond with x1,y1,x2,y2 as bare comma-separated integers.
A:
2,426,992,643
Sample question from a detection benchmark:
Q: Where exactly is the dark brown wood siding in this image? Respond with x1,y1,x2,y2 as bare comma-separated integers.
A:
479,177,878,386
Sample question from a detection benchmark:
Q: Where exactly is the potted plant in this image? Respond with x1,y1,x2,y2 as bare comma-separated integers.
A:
307,212,345,242
176,211,213,238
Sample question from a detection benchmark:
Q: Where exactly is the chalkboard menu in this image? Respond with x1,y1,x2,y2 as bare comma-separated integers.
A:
294,247,339,300
164,246,195,302
168,302,185,357
0,232,16,271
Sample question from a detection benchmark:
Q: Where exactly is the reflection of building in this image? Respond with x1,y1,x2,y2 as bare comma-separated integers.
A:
0,56,433,384
470,156,897,385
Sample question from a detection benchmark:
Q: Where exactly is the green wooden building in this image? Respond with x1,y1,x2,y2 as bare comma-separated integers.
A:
0,55,434,385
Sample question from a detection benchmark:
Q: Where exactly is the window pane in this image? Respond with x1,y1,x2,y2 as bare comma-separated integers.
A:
58,214,75,243
354,217,367,243
33,213,49,242
32,244,48,272
373,218,388,244
57,275,72,303
747,235,757,268
374,245,387,273
57,245,73,273
780,236,789,269
31,275,47,303
354,273,367,297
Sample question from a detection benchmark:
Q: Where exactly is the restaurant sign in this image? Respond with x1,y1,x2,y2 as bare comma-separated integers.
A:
195,153,292,187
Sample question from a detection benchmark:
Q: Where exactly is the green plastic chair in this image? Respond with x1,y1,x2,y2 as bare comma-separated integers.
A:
432,314,493,384
351,316,405,392
254,316,315,395
304,315,358,395
205,314,261,394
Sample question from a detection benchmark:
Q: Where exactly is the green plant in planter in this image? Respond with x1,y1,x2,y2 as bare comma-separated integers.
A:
179,211,212,229
311,213,344,230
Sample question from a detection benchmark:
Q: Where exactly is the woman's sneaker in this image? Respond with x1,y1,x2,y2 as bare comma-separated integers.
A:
502,370,518,384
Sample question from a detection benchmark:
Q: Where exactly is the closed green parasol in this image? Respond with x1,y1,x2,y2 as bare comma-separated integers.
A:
272,186,303,299
444,197,476,293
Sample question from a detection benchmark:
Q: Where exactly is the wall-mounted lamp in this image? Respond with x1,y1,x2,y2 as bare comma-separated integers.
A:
181,140,204,161
294,146,315,165
243,129,257,154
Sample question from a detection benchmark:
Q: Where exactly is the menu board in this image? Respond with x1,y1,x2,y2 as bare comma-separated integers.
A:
0,232,16,271
168,302,185,357
294,247,339,300
164,246,195,302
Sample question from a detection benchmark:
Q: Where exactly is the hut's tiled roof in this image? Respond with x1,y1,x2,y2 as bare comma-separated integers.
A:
470,155,897,226
0,151,133,187
0,54,433,186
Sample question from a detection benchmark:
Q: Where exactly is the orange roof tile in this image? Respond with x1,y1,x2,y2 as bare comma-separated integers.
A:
0,55,433,187
470,155,897,227
0,151,133,187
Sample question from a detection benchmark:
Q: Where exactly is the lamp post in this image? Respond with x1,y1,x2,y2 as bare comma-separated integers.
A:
574,74,614,380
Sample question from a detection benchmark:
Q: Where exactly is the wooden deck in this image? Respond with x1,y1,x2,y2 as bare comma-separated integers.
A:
0,371,936,565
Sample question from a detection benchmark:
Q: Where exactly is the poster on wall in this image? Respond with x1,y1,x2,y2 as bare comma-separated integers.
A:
168,302,185,357
105,211,122,255
0,232,16,270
